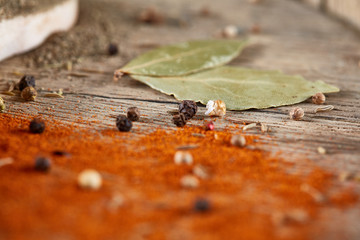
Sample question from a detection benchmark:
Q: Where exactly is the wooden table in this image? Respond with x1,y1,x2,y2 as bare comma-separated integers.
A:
1,0,360,188
1,0,360,238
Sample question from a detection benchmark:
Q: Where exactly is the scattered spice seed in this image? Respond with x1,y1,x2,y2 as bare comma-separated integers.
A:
192,133,206,138
193,164,210,179
314,105,334,113
78,169,102,190
0,157,13,168
300,184,326,203
179,100,198,120
205,100,226,117
108,43,119,56
44,93,64,98
29,118,45,134
289,107,304,120
250,23,261,34
174,151,193,165
312,92,326,105
107,193,125,211
18,75,35,91
127,107,140,121
180,175,199,188
116,115,132,132
0,97,5,112
1,91,15,96
193,198,211,212
204,121,214,131
199,6,211,17
260,123,268,133
317,146,326,154
21,86,37,101
176,144,199,151
222,25,241,38
34,157,51,172
68,72,89,78
231,135,246,148
173,113,187,127
137,7,164,24
242,122,257,131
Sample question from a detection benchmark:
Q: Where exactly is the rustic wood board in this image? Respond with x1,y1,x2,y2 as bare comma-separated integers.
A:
302,0,360,30
1,0,360,238
0,0,359,171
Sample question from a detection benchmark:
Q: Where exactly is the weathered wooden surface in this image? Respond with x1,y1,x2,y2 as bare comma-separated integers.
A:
0,0,360,171
301,0,360,31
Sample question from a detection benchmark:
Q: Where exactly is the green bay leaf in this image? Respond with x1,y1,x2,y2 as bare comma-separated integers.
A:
116,40,247,77
130,66,339,110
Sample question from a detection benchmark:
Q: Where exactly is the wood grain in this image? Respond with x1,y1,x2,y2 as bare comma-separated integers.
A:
0,0,360,172
301,0,360,31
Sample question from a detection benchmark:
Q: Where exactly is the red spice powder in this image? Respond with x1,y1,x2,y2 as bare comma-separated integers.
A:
0,113,357,240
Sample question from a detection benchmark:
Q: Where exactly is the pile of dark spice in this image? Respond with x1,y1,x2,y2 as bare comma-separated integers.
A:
0,0,68,21
0,113,358,239
23,0,127,68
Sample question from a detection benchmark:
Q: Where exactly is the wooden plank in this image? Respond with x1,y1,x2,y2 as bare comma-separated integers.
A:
0,0,360,171
300,0,360,30
326,0,360,30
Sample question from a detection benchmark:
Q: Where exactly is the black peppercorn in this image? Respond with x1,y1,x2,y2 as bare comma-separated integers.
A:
19,75,36,91
194,198,210,212
173,113,187,127
108,43,119,56
179,100,197,120
116,115,132,132
29,118,45,134
127,107,140,121
34,157,51,172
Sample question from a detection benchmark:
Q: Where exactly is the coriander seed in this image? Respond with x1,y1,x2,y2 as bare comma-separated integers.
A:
173,113,187,127
116,115,132,132
194,198,211,212
29,118,45,134
174,151,193,165
289,107,304,121
0,97,5,112
222,25,239,38
312,92,326,105
19,75,35,91
108,43,119,56
78,169,102,190
231,135,246,147
180,175,199,188
34,157,51,172
179,100,198,120
21,86,37,101
127,107,140,121
205,100,226,117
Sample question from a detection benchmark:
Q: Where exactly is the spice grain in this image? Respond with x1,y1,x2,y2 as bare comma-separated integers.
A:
173,113,187,127
289,107,304,120
19,75,35,91
21,86,37,101
34,157,51,172
312,93,326,105
127,107,140,121
116,115,132,132
29,118,45,134
179,100,198,120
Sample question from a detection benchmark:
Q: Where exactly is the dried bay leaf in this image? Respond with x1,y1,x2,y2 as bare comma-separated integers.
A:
115,40,247,78
131,66,339,110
